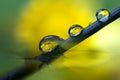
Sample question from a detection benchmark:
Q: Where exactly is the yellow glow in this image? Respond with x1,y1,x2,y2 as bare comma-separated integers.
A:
41,39,58,52
70,27,82,36
15,1,93,52
98,10,109,18
102,10,109,15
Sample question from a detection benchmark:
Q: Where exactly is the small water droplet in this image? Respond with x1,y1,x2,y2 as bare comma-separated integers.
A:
39,35,64,53
96,9,110,22
68,24,83,37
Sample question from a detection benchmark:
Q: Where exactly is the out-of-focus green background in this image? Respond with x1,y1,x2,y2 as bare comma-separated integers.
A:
0,0,120,80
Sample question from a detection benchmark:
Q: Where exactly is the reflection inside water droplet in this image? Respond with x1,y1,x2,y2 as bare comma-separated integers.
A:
39,35,64,53
96,9,110,22
69,24,83,37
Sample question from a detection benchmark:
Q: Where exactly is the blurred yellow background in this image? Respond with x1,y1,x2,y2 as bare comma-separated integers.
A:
0,0,120,80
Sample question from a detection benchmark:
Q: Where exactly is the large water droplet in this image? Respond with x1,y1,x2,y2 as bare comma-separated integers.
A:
68,24,83,37
96,9,110,22
39,35,64,53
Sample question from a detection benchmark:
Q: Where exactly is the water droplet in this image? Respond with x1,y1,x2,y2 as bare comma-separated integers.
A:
68,24,83,37
96,9,110,22
39,35,64,53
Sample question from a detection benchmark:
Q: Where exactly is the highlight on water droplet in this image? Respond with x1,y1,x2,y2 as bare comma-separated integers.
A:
39,35,64,53
96,9,110,22
68,24,83,37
